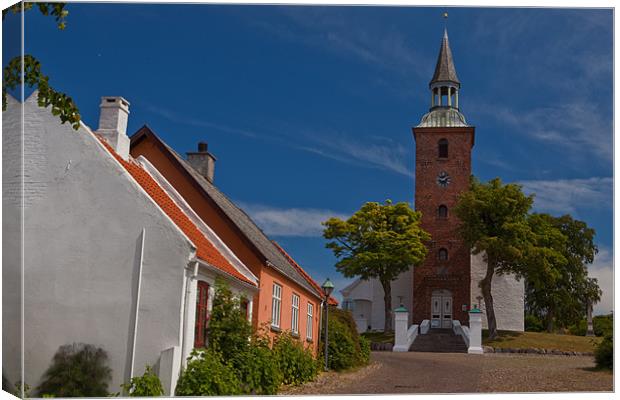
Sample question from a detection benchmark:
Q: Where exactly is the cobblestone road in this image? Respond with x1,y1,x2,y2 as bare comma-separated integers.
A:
281,351,613,395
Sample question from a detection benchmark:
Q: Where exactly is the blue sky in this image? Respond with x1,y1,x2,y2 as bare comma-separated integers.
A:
6,5,613,313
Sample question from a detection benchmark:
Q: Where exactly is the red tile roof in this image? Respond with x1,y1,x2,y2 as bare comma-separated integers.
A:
96,135,255,286
272,241,339,306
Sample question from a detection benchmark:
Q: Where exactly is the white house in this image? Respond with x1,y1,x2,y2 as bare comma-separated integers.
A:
2,92,259,395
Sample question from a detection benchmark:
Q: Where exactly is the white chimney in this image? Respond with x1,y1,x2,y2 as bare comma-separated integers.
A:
96,96,130,159
187,142,216,183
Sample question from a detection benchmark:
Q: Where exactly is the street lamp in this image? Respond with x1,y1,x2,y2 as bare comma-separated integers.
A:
321,278,335,371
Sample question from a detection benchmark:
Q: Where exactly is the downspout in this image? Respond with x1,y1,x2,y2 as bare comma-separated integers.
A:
129,228,146,380
180,261,199,365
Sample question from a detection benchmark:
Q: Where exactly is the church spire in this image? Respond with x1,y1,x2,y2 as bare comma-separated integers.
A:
417,23,469,128
430,28,460,88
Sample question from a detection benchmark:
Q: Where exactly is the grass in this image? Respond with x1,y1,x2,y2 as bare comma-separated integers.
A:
483,330,603,353
361,331,395,343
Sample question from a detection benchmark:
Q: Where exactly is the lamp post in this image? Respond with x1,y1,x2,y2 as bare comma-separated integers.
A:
321,278,335,371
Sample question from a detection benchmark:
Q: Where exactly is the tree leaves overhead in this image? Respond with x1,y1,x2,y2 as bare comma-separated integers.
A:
2,2,80,130
3,2,69,30
322,200,430,282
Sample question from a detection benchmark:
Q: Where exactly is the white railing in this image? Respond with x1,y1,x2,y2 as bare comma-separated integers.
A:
420,319,430,334
451,320,470,347
394,324,419,352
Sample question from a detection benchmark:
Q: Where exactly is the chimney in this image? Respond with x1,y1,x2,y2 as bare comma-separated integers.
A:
96,96,131,159
187,142,216,183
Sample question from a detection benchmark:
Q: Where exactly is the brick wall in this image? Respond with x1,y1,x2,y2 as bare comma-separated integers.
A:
411,126,475,325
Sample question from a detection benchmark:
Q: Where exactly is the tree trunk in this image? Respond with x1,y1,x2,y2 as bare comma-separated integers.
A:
381,278,393,333
546,309,554,333
480,258,498,340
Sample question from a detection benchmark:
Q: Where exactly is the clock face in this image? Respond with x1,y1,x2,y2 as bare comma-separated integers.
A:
436,171,451,187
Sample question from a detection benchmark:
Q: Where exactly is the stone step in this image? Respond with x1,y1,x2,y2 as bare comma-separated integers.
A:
409,329,467,353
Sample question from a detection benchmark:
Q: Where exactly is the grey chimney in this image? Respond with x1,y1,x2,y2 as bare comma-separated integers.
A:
187,142,216,183
96,96,131,159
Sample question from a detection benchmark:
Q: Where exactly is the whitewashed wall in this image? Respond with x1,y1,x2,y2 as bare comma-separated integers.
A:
470,252,524,331
3,94,195,393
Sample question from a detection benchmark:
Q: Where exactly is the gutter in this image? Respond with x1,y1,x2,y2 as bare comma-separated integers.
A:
129,228,146,381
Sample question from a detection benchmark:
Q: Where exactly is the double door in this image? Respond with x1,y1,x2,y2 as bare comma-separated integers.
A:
431,291,452,329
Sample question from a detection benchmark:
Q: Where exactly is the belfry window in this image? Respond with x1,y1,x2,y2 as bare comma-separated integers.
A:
438,139,448,158
438,248,448,261
438,205,448,219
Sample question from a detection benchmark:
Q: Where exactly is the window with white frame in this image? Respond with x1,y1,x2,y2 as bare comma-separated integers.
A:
291,294,300,334
271,283,282,328
306,302,314,340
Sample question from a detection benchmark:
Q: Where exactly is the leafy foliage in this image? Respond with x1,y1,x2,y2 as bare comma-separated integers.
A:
524,314,544,332
524,214,601,332
3,2,69,30
569,314,613,337
272,332,319,386
2,2,80,130
455,177,534,339
594,334,613,370
175,349,241,396
207,278,253,359
121,365,164,397
320,307,369,371
234,335,283,395
36,343,112,397
323,200,430,331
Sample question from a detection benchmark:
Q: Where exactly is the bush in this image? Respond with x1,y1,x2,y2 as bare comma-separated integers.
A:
568,314,613,337
321,307,369,371
121,365,164,396
273,332,319,385
175,349,241,396
358,335,371,365
234,336,283,395
208,279,252,359
36,343,112,397
594,334,613,370
524,314,544,332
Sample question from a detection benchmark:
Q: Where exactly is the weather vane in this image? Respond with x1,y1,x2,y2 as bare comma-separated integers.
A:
443,10,448,29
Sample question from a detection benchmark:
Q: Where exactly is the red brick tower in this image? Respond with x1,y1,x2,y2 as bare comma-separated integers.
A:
411,29,475,327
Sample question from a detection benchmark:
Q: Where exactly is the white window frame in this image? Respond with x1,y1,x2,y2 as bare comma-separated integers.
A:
291,294,300,334
271,283,282,328
306,302,314,340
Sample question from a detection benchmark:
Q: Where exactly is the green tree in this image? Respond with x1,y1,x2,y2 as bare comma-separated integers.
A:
207,278,253,363
322,200,430,332
525,213,600,332
2,2,80,129
455,177,536,340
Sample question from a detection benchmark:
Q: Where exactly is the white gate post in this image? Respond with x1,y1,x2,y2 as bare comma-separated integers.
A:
468,305,484,354
393,305,409,352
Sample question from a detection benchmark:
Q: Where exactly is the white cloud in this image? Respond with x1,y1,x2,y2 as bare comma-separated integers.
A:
588,246,614,315
470,101,612,162
518,176,612,216
301,134,414,178
238,203,348,237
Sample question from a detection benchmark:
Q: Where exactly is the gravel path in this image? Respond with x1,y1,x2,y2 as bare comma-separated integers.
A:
281,351,612,394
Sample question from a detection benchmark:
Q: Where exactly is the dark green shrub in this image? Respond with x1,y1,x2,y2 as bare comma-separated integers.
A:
36,343,112,397
594,334,613,370
324,318,357,371
273,332,319,385
358,335,371,365
524,314,544,332
121,365,164,396
208,278,252,360
175,349,241,396
569,314,613,337
320,307,368,371
234,336,283,394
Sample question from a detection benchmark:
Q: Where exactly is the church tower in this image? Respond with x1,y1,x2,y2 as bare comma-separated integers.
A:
412,28,475,327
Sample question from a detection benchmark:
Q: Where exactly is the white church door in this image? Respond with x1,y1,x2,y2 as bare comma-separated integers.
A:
431,289,452,329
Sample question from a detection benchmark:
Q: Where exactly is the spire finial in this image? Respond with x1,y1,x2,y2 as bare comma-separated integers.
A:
443,11,448,31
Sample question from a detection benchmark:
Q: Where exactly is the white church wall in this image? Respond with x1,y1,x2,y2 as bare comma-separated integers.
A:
470,252,524,331
3,94,194,392
342,267,413,331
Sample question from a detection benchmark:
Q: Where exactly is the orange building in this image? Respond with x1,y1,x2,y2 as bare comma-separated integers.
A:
130,126,336,355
